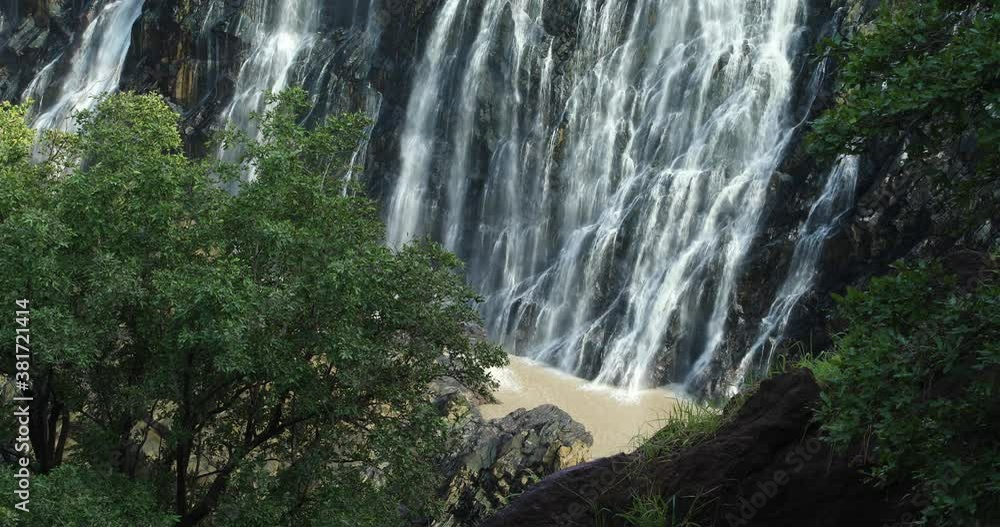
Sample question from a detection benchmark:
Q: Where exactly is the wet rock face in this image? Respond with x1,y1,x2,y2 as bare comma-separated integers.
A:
432,378,593,527
124,0,394,151
702,0,999,397
0,0,77,101
3,0,431,153
541,0,580,59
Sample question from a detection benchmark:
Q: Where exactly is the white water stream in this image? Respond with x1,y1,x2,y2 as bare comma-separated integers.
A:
24,0,145,131
215,0,321,178
730,155,859,392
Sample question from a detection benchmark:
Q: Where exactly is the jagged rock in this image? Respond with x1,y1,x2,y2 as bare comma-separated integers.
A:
432,382,592,527
6,18,47,55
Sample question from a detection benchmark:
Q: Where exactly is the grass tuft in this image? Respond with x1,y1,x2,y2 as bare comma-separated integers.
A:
619,490,716,527
635,402,723,460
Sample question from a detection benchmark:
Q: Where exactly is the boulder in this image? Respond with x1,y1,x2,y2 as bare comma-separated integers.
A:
432,380,592,527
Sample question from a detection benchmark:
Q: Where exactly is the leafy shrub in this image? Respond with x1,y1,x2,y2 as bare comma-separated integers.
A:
807,260,1000,524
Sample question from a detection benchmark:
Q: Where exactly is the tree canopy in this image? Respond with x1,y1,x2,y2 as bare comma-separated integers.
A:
804,259,1000,525
0,91,506,526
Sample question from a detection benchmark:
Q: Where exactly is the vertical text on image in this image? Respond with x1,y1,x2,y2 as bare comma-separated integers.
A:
13,298,32,513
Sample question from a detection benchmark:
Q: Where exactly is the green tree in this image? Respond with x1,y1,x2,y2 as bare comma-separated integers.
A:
0,464,176,526
806,260,1000,525
0,91,506,525
809,1,999,187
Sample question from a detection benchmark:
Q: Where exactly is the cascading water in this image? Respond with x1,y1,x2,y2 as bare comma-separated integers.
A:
23,0,145,131
212,0,384,183
387,0,814,394
18,0,383,171
729,156,859,393
215,0,321,174
343,92,384,190
385,0,468,247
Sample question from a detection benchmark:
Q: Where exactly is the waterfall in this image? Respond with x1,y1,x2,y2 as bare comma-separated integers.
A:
344,91,384,191
213,0,384,183
387,0,813,393
729,156,859,393
215,0,322,176
24,0,145,131
12,0,831,395
385,0,467,247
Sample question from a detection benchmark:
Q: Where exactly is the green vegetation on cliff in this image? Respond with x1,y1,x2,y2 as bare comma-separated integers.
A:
803,257,999,524
0,92,505,526
810,0,999,185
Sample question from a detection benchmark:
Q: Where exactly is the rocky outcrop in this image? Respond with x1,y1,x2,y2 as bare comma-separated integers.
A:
482,369,915,527
432,376,592,527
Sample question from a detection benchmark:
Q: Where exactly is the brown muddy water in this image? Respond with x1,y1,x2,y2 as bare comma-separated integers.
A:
480,355,684,459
